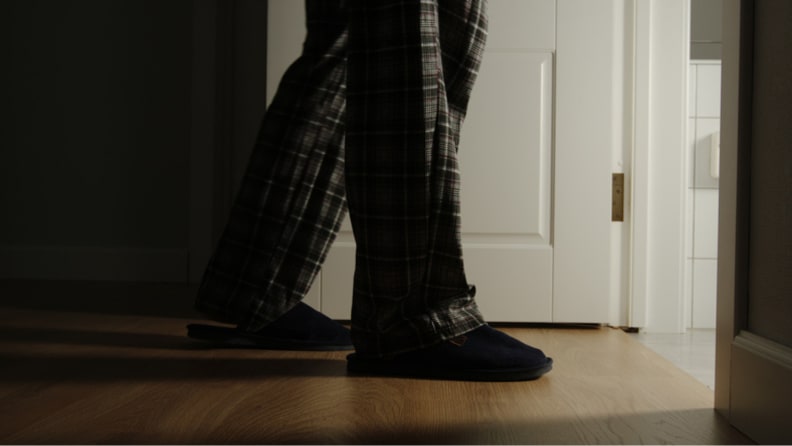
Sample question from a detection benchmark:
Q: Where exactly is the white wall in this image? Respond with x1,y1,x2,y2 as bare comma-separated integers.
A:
685,60,721,329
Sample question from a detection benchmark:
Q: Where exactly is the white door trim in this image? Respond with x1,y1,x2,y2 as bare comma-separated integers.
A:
629,0,690,332
629,0,651,329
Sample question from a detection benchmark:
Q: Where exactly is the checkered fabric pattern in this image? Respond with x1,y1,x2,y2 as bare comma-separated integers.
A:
195,0,488,356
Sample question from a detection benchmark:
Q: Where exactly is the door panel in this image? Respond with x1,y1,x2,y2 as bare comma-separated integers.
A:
486,0,555,50
745,0,792,346
459,51,554,322
460,52,553,239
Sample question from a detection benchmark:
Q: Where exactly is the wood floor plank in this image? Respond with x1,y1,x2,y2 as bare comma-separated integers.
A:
0,281,752,444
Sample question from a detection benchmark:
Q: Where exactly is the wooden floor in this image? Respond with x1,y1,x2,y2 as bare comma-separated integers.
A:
0,281,752,444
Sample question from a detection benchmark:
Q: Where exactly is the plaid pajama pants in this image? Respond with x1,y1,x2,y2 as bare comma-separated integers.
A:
196,0,488,356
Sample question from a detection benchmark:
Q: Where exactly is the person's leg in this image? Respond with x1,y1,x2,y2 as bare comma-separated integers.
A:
436,0,490,145
345,0,552,380
345,0,486,356
191,0,350,347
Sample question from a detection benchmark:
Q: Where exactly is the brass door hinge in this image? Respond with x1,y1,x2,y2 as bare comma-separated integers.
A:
612,173,624,222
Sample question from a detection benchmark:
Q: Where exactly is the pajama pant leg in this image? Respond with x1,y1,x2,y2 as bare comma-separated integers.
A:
195,0,349,331
346,0,488,356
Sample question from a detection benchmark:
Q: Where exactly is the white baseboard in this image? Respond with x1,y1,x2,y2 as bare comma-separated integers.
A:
0,245,189,282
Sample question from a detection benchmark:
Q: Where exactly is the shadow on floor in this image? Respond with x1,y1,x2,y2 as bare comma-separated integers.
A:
302,411,752,445
0,355,348,381
23,409,746,445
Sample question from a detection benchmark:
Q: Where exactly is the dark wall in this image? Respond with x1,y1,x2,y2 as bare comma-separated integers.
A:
2,0,192,249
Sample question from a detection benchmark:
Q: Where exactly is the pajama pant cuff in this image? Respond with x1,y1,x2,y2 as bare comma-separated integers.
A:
350,296,486,357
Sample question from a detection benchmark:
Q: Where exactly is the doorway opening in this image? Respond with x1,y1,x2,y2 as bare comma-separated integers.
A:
630,0,723,390
683,0,722,332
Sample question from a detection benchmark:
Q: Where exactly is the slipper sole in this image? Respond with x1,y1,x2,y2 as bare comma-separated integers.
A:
186,323,354,351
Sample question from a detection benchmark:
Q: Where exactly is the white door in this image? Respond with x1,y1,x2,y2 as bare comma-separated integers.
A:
268,0,619,323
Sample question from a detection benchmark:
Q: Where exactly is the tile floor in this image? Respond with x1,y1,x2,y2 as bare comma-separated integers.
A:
629,329,716,389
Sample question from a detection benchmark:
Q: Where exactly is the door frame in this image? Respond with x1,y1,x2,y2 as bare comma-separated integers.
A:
716,1,792,442
628,0,690,332
714,0,751,417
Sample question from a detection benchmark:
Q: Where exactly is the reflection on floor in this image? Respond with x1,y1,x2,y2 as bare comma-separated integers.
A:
630,329,716,389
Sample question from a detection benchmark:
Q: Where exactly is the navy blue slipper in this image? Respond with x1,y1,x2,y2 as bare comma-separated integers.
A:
186,302,353,351
346,325,552,381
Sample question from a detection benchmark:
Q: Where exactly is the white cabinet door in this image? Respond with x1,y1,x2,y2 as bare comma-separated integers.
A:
268,0,617,323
